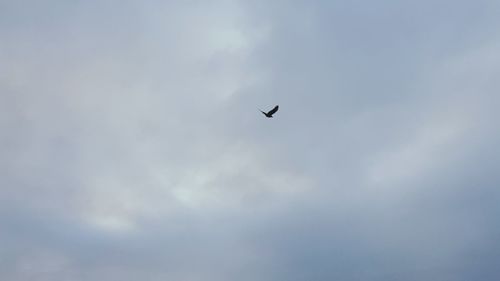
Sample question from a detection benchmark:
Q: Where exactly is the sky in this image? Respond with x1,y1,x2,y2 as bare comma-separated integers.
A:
1,0,500,280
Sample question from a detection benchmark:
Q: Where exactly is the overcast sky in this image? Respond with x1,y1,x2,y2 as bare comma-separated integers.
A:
1,0,500,280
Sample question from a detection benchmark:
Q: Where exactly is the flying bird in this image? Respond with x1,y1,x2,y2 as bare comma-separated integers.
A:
260,105,279,118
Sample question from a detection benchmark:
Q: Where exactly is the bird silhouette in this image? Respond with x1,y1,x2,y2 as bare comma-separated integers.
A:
260,105,279,118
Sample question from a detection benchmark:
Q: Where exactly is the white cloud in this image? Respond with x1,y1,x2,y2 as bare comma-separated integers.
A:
1,0,500,280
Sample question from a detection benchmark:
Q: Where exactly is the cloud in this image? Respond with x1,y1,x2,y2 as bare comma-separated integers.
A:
1,0,500,280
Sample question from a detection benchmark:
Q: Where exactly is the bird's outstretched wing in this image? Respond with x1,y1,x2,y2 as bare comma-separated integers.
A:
268,105,279,115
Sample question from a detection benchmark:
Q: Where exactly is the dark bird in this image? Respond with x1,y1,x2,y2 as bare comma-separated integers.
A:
260,105,279,118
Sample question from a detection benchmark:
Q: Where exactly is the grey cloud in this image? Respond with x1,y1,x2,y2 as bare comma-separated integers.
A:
1,0,500,280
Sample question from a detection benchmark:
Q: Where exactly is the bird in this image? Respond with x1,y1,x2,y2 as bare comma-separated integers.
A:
260,105,279,118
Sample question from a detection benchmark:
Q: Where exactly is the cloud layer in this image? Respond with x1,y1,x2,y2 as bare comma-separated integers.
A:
1,0,500,280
